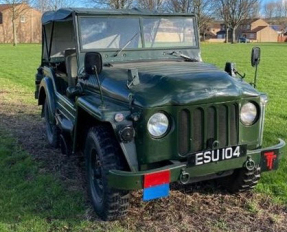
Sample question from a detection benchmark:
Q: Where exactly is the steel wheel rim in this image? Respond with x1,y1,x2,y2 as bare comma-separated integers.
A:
90,149,104,204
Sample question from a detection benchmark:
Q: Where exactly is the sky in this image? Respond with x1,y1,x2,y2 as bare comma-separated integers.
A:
74,0,285,8
59,0,287,11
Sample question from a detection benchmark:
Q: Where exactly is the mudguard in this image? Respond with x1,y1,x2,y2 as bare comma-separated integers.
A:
38,76,57,123
75,95,139,171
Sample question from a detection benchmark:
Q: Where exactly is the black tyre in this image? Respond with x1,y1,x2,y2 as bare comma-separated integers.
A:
219,166,261,193
85,125,129,221
44,99,59,148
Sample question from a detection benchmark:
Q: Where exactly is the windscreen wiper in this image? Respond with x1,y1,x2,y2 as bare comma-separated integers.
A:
169,51,198,62
113,32,139,57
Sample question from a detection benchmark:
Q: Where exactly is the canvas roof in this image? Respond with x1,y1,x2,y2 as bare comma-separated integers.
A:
42,8,195,25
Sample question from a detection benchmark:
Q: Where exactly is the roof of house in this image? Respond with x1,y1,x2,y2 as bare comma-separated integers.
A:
0,3,26,12
270,25,283,32
209,20,223,28
217,30,226,35
251,26,267,33
240,18,261,25
0,4,13,12
242,26,267,33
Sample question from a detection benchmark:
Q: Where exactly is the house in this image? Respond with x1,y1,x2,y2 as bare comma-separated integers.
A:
216,24,229,39
205,21,221,38
216,18,279,42
200,21,222,41
238,18,279,42
0,3,42,43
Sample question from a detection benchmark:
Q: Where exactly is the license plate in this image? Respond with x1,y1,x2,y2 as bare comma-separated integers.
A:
187,145,247,167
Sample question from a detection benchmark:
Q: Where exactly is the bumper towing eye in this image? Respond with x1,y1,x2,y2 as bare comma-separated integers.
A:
180,170,190,185
245,157,256,171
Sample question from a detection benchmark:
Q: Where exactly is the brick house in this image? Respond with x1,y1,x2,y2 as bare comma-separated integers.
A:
203,21,221,39
216,18,279,42
238,18,279,42
0,3,42,43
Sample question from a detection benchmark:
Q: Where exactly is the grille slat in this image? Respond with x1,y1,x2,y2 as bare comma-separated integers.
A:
178,109,190,155
230,104,238,145
178,104,238,155
218,105,228,147
192,108,203,152
207,107,216,143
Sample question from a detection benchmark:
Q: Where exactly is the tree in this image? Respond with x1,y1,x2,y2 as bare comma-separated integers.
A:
168,0,215,41
137,0,164,11
34,0,77,12
264,1,276,19
217,0,259,43
283,0,287,17
0,0,30,46
87,0,133,9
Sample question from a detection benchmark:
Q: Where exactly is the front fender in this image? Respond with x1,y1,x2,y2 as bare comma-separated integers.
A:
74,95,139,171
38,77,57,123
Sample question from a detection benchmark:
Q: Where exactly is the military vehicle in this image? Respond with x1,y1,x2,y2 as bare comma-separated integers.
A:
35,8,285,220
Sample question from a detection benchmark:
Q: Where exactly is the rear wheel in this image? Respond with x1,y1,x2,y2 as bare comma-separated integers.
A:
219,166,261,193
44,99,59,148
85,125,129,221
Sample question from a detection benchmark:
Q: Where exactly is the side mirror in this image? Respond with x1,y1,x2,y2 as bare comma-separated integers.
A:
85,52,103,75
225,62,236,77
251,47,260,67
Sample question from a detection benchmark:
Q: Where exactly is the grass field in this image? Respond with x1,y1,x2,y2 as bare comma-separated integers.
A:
0,43,287,231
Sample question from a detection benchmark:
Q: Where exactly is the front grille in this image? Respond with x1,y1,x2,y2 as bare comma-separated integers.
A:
178,103,239,156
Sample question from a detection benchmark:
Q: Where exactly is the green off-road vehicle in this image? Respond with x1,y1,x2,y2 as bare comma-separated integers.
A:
35,8,285,220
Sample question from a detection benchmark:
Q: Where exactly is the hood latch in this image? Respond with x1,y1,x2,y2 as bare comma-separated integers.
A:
127,68,140,88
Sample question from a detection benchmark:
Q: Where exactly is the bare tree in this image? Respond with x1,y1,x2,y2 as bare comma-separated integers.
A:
0,0,31,46
168,0,215,41
283,0,287,17
87,0,133,9
263,0,287,18
274,0,284,17
34,0,77,12
168,0,193,13
263,0,287,28
217,0,231,43
217,0,259,43
264,1,276,19
137,0,164,11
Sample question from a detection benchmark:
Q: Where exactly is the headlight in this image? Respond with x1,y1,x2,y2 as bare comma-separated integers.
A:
240,102,258,126
147,113,169,138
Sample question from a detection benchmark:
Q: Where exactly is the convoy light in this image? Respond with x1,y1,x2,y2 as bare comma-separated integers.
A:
240,102,258,126
115,113,124,122
147,113,169,138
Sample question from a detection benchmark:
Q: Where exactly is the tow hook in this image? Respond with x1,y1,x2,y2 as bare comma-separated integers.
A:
179,169,190,184
245,157,255,171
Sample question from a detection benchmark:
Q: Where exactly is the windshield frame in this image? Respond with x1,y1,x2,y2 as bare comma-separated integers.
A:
77,15,199,52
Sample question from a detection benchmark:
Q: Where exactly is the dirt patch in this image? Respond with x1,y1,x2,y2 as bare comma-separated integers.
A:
1,92,287,232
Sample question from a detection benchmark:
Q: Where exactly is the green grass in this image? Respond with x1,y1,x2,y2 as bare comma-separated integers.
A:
0,43,287,230
0,132,127,231
201,43,287,204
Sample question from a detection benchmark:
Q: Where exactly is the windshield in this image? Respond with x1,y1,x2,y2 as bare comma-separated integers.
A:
79,16,197,50
142,18,196,48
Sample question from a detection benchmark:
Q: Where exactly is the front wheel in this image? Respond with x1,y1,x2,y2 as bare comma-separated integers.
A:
85,125,129,221
218,166,261,193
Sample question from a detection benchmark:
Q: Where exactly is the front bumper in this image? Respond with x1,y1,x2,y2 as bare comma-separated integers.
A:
108,139,285,190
